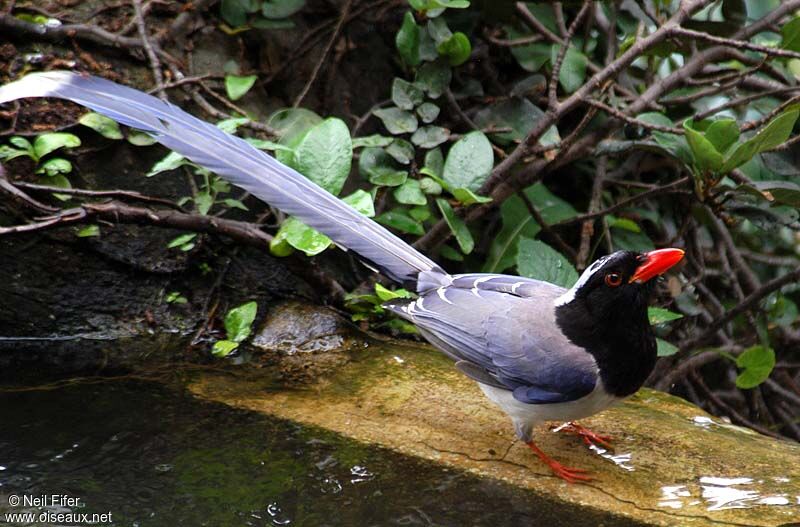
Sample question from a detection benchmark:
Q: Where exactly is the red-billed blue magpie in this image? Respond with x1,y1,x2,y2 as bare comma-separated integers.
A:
0,72,684,483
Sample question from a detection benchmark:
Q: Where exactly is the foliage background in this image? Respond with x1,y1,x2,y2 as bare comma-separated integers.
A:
1,0,799,441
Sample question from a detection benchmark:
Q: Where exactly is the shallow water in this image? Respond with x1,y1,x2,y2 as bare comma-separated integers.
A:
0,378,647,527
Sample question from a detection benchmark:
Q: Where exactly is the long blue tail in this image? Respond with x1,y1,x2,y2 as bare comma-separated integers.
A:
0,71,444,287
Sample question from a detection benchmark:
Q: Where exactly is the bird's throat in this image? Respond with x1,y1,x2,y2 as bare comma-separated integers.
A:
554,299,657,397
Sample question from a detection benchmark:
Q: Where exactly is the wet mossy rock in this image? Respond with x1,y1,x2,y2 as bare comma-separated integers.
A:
247,300,368,384
190,341,800,527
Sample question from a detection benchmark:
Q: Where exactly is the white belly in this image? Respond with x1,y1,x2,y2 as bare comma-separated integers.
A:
478,382,620,442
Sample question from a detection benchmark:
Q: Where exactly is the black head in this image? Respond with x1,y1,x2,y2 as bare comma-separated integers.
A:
554,248,684,396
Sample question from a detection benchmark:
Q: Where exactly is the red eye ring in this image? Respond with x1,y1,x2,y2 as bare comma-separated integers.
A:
605,273,622,287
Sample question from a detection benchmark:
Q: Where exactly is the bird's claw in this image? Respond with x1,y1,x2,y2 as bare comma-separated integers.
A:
525,440,593,484
554,422,614,450
546,460,593,483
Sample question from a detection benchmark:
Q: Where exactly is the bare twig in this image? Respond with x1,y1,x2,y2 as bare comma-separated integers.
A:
132,0,166,99
548,1,593,109
293,0,353,108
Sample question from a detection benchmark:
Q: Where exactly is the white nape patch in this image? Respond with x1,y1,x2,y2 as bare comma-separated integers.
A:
554,254,612,306
436,287,454,305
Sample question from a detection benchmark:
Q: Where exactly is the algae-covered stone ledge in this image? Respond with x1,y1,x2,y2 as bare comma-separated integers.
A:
189,340,800,527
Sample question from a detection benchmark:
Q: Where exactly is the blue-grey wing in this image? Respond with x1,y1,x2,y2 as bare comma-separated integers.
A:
385,274,598,404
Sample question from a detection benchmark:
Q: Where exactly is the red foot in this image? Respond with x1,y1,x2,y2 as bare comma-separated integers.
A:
556,422,614,449
525,440,592,484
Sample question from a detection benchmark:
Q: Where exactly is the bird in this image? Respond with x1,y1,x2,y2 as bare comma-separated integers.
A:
0,71,684,483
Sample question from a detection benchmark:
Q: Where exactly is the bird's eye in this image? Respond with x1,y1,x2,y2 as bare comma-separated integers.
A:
605,273,622,287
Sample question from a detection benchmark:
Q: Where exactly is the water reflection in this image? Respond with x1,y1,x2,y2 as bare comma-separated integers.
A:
0,380,650,527
658,476,797,511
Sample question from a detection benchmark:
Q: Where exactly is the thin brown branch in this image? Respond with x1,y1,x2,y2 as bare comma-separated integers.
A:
132,0,166,99
548,1,594,109
681,265,800,351
670,27,800,60
294,0,353,108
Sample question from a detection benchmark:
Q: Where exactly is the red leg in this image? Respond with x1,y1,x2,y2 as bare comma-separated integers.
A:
525,440,592,484
556,422,613,449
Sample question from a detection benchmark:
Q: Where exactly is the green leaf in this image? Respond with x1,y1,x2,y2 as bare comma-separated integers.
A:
735,345,775,389
165,291,188,304
268,107,322,166
220,0,258,26
225,75,258,101
420,177,443,195
225,301,258,342
216,117,249,134
392,78,424,110
416,102,440,123
409,205,431,221
451,187,491,205
483,184,576,273
684,119,724,173
261,0,305,18
637,112,691,163
375,283,413,301
426,16,452,43
76,224,100,238
195,192,214,215
439,244,463,261
0,145,32,162
648,307,684,325
276,216,332,255
721,110,799,173
269,236,294,257
36,157,72,176
705,119,739,154
359,147,407,186
436,32,471,66
48,174,72,201
342,189,375,216
386,139,415,164
507,26,550,72
352,134,393,148
411,126,449,148
127,130,158,146
147,151,188,177
396,11,421,66
607,215,640,233
251,17,294,29
79,112,123,139
376,210,424,235
515,238,578,288
33,132,80,160
212,339,240,357
656,338,679,357
394,179,428,205
436,198,473,254
168,233,197,248
10,136,33,151
781,16,800,51
474,98,554,147
442,131,493,192
555,45,587,94
737,181,800,207
268,107,322,141
415,60,451,99
293,118,352,195
373,107,419,135
221,199,247,211
421,147,444,179
244,138,293,151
